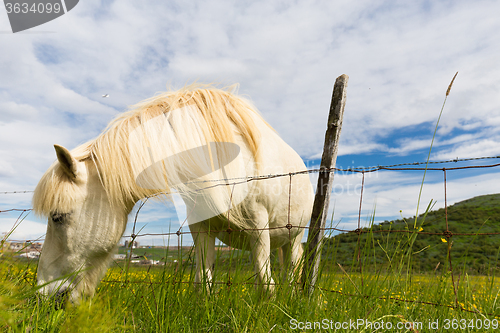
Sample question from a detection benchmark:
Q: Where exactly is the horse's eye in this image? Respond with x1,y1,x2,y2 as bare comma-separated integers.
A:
51,212,69,224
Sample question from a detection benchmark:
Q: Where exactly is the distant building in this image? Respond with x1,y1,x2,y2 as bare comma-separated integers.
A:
124,240,139,249
113,253,140,260
19,251,40,259
5,241,41,251
140,259,162,265
2,241,43,259
9,242,24,251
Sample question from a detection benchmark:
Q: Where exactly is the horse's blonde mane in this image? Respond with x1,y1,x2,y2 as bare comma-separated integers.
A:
33,84,268,219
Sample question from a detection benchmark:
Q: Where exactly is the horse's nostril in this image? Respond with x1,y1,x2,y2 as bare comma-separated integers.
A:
54,288,70,309
56,288,68,297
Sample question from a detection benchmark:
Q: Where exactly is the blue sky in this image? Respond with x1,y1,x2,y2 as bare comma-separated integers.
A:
1,0,500,246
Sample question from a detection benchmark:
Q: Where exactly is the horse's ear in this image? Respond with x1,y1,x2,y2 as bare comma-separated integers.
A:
54,144,78,180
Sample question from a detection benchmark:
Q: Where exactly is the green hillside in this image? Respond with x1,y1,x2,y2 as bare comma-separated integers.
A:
323,193,500,273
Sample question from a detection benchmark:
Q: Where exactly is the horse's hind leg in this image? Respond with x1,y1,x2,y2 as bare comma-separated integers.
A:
279,233,304,284
189,222,215,291
250,228,275,292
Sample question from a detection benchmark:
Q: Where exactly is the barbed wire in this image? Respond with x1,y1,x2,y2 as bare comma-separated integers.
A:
1,155,499,194
2,158,500,241
0,209,32,213
2,155,500,317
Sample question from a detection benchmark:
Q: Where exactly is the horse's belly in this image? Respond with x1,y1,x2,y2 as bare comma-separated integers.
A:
214,222,304,251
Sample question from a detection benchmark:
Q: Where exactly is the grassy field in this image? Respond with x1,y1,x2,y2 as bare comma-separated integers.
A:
2,226,500,333
2,195,500,332
327,194,500,274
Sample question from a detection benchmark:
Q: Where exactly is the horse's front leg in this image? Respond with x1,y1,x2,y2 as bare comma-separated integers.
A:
189,222,215,291
279,232,305,284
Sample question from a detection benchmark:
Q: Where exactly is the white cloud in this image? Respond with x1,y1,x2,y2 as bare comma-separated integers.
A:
1,0,500,243
433,138,500,160
0,217,46,242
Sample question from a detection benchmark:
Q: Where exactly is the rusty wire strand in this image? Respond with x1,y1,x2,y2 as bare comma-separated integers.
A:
3,157,500,318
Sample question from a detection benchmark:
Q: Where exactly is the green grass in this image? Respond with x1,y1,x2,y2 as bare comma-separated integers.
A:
3,222,500,333
3,197,500,331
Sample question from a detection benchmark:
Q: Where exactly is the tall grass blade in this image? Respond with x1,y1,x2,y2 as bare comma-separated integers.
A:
414,72,458,228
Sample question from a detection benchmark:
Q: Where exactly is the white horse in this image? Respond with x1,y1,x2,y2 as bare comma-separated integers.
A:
33,84,313,301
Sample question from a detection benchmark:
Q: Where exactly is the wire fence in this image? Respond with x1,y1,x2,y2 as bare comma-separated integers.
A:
2,155,500,317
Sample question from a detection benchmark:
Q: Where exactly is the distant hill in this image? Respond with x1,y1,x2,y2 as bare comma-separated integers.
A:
323,194,500,273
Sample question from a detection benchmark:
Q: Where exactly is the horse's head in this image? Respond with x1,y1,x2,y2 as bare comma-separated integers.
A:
34,145,130,302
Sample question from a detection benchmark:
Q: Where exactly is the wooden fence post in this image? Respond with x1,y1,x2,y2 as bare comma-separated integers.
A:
302,74,348,294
